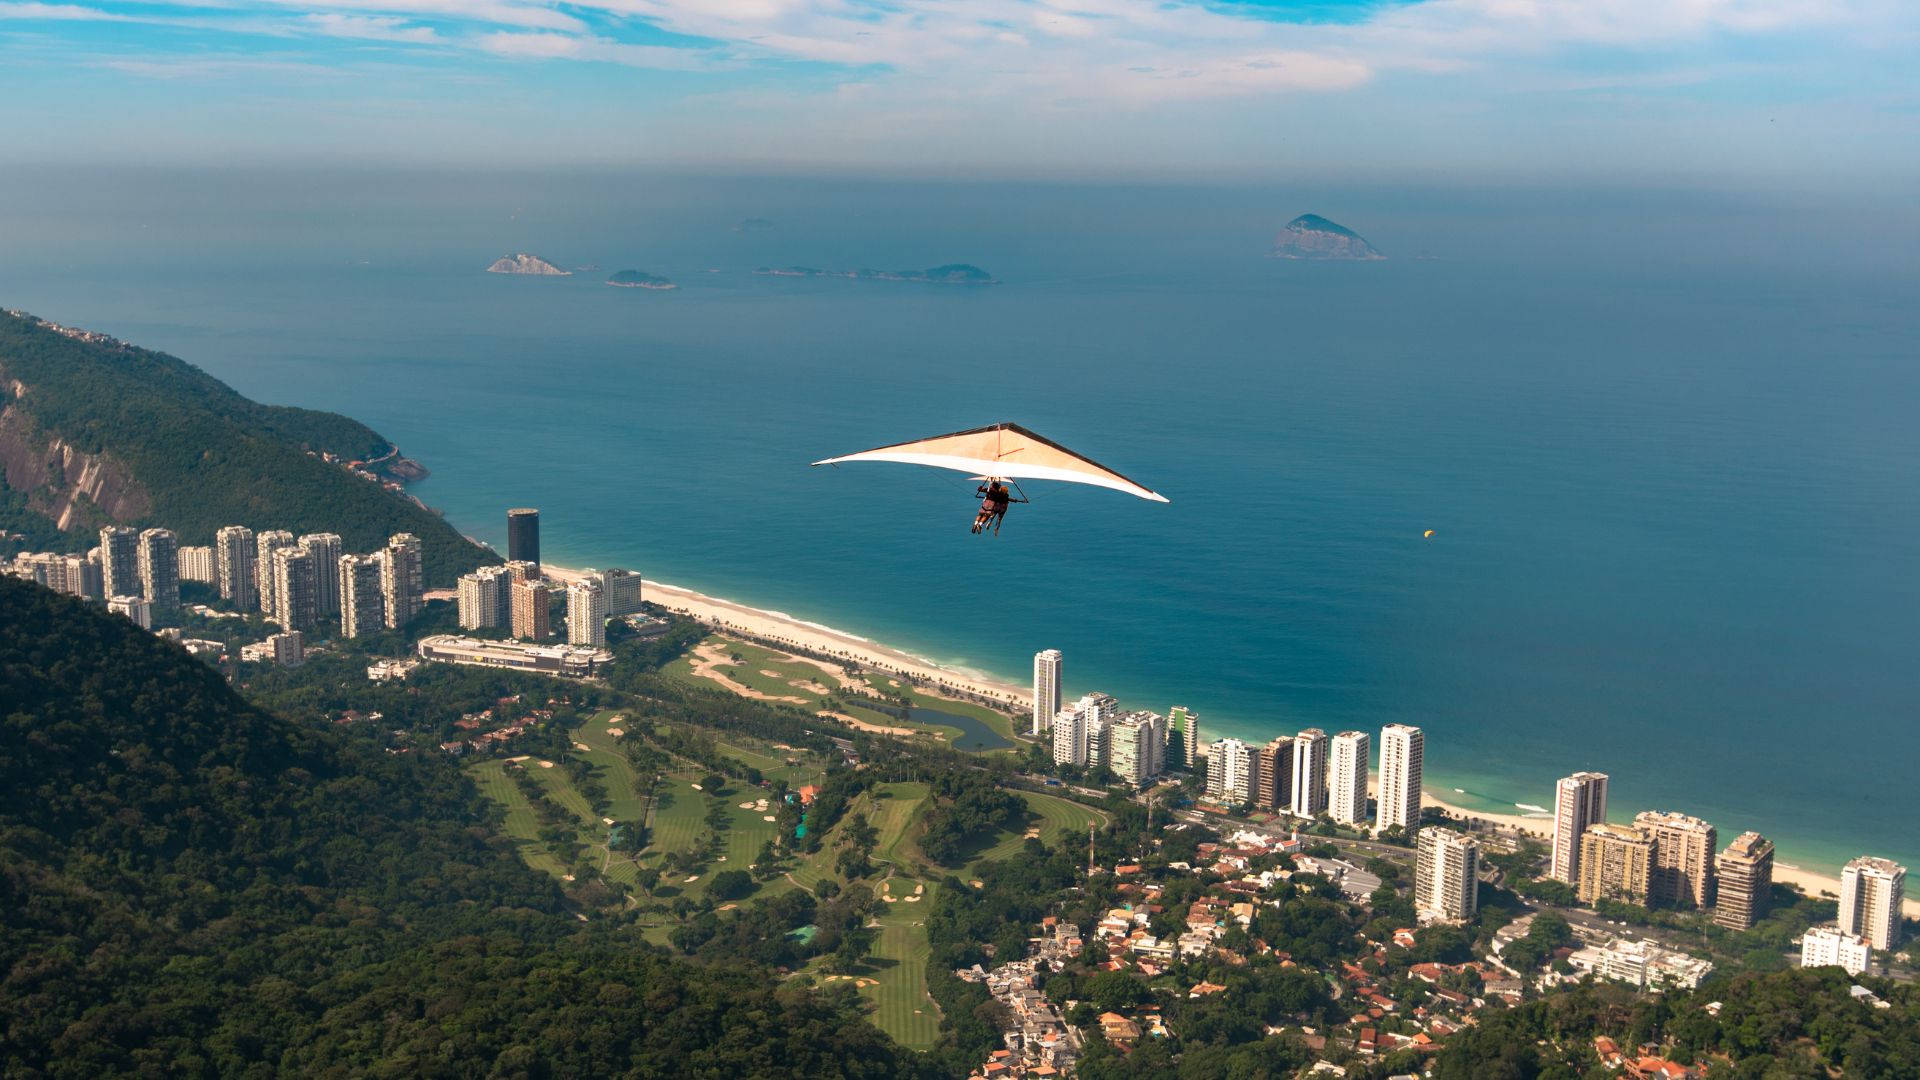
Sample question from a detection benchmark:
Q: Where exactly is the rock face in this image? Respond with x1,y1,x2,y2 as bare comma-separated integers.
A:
486,253,570,276
0,403,152,531
1271,214,1383,260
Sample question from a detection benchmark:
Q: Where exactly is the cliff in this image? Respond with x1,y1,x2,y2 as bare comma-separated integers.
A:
487,253,570,275
1271,214,1384,260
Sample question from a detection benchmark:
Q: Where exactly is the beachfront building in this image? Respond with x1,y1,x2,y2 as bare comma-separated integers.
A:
1415,826,1480,922
507,508,540,566
136,527,179,615
458,565,513,629
381,533,423,628
1577,822,1654,906
254,530,297,615
339,554,386,638
1838,856,1907,951
1636,810,1718,910
270,547,317,631
299,533,344,617
594,568,644,615
1167,706,1200,769
1551,771,1610,885
108,593,151,630
1328,730,1370,826
566,579,608,647
100,526,140,602
1033,649,1063,737
1254,736,1293,809
1377,723,1424,833
1714,832,1775,931
1107,711,1166,787
1207,738,1254,805
178,544,216,584
1801,927,1872,975
417,634,612,677
511,579,551,640
216,525,257,610
1290,728,1329,818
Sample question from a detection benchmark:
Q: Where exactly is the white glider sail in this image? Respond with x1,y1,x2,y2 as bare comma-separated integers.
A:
812,422,1169,503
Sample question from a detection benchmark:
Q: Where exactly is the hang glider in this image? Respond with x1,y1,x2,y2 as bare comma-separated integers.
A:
811,422,1169,503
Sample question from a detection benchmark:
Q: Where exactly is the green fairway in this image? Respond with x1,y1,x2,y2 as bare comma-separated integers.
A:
860,877,943,1049
966,788,1111,870
469,759,573,880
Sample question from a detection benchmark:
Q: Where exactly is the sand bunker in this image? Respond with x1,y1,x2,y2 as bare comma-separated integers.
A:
606,728,624,737
762,815,777,822
506,755,529,763
684,875,700,883
601,817,614,825
739,802,757,809
539,760,554,769
573,742,590,751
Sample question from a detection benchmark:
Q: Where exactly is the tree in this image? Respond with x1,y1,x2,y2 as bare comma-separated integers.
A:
708,870,755,901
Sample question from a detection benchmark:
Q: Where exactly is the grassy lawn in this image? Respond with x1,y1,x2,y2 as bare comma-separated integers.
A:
964,789,1112,871
860,877,943,1050
469,758,574,880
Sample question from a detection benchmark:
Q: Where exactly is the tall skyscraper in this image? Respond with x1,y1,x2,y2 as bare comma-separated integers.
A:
1051,701,1088,768
595,568,644,615
215,525,257,610
1254,736,1293,809
1415,827,1480,921
381,533,423,628
339,554,386,638
254,530,296,615
1107,711,1166,787
1328,730,1370,825
1289,728,1329,818
270,547,317,631
1376,724,1424,834
1714,832,1775,931
1577,822,1653,905
566,579,608,647
298,533,344,616
1167,706,1200,769
1838,856,1907,951
99,525,140,602
1032,649,1064,736
136,527,179,615
457,565,512,629
507,508,540,566
511,579,551,640
1550,771,1610,885
1635,811,1718,910
178,545,216,584
1207,738,1254,804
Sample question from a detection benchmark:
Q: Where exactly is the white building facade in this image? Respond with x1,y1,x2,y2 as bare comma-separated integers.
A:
1376,723,1424,833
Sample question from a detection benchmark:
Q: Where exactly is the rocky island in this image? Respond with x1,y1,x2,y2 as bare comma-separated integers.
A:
754,263,997,285
486,253,570,275
1271,214,1384,260
606,270,677,290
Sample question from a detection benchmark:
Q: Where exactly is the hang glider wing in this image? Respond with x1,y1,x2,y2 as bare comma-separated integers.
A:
812,422,1169,503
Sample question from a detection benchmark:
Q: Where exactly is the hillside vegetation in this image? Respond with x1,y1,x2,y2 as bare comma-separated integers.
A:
0,310,488,583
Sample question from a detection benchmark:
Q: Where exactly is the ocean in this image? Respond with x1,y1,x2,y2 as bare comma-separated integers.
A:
3,167,1916,876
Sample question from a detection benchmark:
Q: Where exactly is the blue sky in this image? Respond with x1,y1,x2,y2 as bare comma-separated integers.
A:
2,0,1915,183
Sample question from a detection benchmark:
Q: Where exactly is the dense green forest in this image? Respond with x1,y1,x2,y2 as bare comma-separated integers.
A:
0,310,488,583
0,578,925,1077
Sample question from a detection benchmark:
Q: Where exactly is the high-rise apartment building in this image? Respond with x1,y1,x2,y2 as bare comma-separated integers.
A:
1415,827,1480,921
566,579,608,647
298,533,343,616
1800,927,1871,975
381,533,423,628
136,527,180,615
1635,811,1718,910
1032,649,1064,736
254,530,297,615
1577,822,1653,905
1167,706,1200,769
108,594,151,629
63,552,103,600
339,554,386,638
457,565,512,629
1051,702,1087,768
1207,738,1254,804
595,568,644,615
1376,724,1424,833
1551,771,1610,885
1838,856,1907,951
215,525,257,610
1254,736,1293,809
178,545,216,584
271,547,317,631
507,508,540,566
1290,728,1329,818
268,629,305,668
1329,730,1370,825
99,526,140,602
1108,711,1166,787
1714,832,1774,931
511,579,551,640
1050,692,1116,770
504,560,539,584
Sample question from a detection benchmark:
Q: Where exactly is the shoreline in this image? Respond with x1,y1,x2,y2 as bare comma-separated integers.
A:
541,562,1915,917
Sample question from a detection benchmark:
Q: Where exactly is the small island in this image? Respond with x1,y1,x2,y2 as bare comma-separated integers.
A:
606,270,677,291
486,253,570,275
1270,214,1384,261
753,263,997,285
734,217,776,233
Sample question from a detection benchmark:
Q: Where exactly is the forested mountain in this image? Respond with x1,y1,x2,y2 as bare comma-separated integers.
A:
0,577,923,1078
0,310,487,583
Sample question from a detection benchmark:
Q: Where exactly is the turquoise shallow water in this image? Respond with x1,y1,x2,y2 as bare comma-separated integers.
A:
2,169,1916,877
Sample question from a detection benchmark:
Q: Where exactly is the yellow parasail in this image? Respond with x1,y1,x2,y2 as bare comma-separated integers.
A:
1423,529,1436,539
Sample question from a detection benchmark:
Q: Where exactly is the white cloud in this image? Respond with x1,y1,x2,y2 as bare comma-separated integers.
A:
0,3,130,19
297,12,438,42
